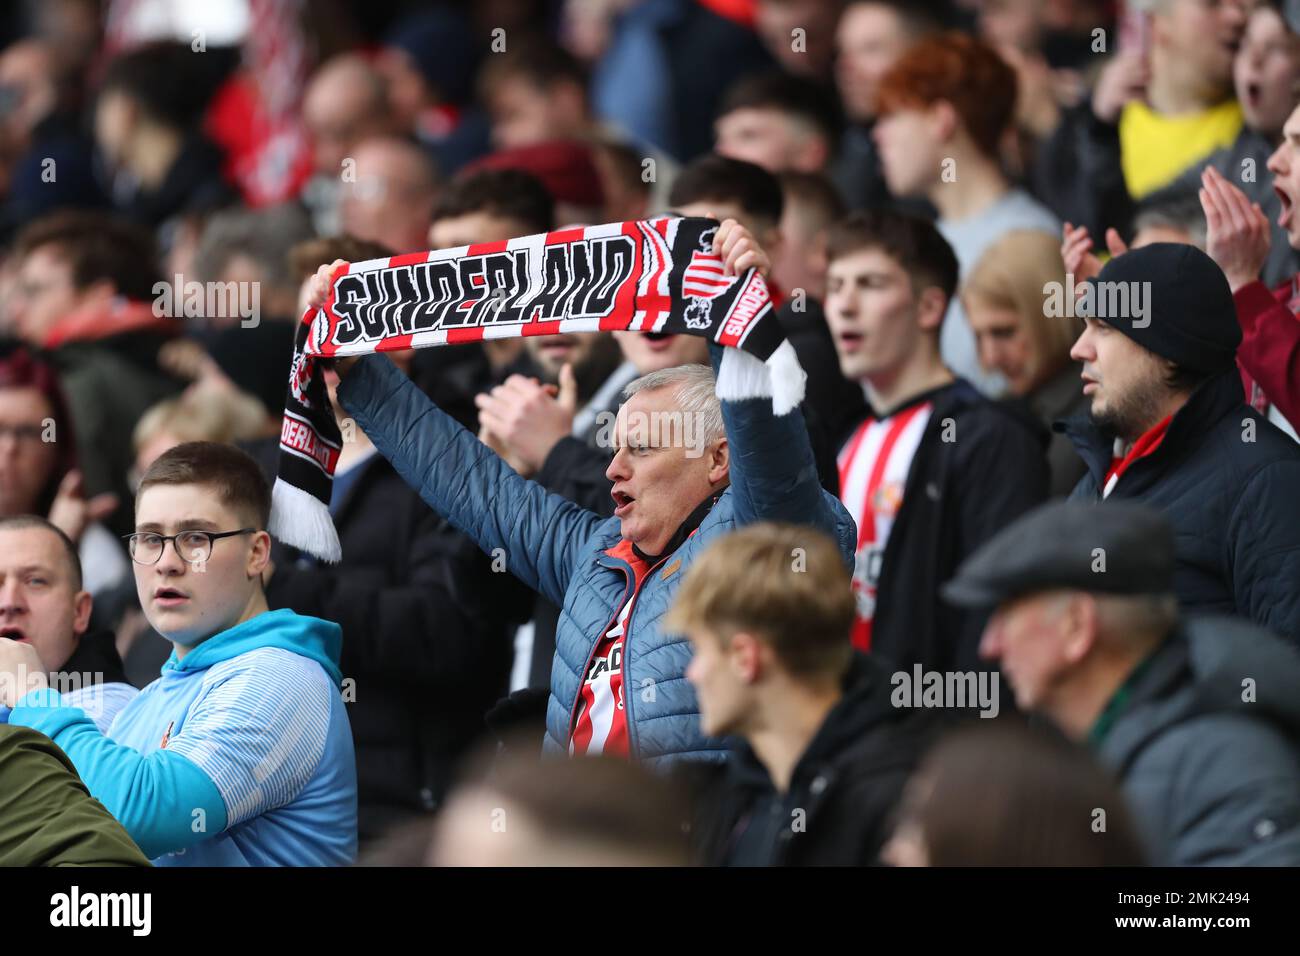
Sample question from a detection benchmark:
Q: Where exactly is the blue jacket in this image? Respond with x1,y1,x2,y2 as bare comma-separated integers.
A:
11,609,357,865
339,346,856,767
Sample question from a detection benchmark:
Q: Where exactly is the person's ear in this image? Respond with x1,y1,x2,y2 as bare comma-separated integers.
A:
762,222,784,260
556,80,587,123
708,436,729,486
72,590,93,637
1061,593,1098,664
728,631,763,684
930,100,958,143
916,285,948,332
248,530,272,578
799,136,830,172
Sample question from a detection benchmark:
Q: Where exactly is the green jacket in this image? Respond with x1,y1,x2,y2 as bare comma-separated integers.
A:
0,725,150,867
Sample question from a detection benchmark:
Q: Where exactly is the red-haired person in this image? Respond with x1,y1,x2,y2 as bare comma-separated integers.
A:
873,32,1058,396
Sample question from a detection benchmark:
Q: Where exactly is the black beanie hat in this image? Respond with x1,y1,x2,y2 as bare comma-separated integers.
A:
1081,243,1241,373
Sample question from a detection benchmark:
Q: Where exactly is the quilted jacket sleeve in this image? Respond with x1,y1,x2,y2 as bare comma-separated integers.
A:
338,355,604,607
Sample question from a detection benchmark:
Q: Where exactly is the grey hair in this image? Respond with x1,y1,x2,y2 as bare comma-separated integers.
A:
1095,592,1180,647
194,203,317,289
623,363,725,444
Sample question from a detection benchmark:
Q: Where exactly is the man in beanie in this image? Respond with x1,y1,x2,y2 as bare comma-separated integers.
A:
944,500,1300,866
1061,242,1300,644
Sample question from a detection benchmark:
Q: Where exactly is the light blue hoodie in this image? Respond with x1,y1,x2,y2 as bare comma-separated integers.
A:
11,609,357,866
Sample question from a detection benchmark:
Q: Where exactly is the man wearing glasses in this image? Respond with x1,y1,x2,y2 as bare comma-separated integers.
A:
0,441,357,866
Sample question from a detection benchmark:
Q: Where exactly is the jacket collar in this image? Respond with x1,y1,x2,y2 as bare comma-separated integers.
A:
1056,366,1245,489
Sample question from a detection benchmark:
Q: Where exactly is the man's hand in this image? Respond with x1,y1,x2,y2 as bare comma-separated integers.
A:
1200,165,1271,292
1091,50,1148,124
474,365,579,476
1061,221,1128,296
306,258,360,377
0,637,47,708
712,217,771,279
47,469,117,544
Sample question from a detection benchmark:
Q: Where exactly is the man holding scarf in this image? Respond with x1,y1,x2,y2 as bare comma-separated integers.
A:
299,219,855,766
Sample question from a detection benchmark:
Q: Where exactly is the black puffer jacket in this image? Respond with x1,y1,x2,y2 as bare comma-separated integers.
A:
1099,615,1300,865
251,442,512,846
1061,368,1300,645
688,653,938,866
867,381,1050,676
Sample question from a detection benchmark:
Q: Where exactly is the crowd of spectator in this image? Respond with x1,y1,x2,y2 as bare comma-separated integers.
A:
0,0,1298,869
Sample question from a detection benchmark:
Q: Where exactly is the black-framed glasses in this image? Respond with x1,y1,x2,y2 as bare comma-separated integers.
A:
124,529,257,566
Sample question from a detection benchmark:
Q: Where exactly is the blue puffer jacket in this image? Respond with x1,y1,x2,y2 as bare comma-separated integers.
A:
338,346,856,767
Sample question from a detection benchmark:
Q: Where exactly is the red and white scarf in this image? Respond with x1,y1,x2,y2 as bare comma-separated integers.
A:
270,217,805,561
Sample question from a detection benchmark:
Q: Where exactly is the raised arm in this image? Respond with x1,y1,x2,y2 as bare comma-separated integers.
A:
337,357,603,607
706,220,851,550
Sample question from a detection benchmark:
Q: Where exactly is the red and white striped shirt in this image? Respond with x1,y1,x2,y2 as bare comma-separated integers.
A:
837,401,934,651
569,594,632,757
570,541,655,758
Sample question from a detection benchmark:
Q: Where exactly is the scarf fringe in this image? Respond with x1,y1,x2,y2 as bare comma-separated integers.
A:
715,340,806,416
268,477,343,564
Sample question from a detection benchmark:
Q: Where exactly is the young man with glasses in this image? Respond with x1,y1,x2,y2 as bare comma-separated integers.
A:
0,441,357,865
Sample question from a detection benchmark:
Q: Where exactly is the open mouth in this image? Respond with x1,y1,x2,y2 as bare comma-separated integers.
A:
612,489,636,516
0,625,26,642
153,586,189,607
836,331,865,351
1245,81,1262,108
642,332,678,351
539,336,577,354
1277,185,1294,228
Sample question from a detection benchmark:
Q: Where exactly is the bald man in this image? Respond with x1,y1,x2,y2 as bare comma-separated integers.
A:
302,55,400,233
339,137,441,255
303,55,398,177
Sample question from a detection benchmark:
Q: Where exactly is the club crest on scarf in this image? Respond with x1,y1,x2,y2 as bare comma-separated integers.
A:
682,226,734,332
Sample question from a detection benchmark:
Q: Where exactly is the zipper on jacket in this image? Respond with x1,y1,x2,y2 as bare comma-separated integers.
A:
567,551,672,759
567,562,633,742
615,552,673,760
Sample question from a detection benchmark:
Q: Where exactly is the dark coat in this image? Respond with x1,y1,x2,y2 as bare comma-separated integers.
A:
866,381,1051,675
1031,102,1134,242
252,441,512,844
688,653,938,866
1061,368,1300,645
1099,616,1300,865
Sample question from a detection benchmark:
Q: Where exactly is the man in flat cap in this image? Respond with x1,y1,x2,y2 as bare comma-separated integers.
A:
945,499,1300,866
1061,242,1300,645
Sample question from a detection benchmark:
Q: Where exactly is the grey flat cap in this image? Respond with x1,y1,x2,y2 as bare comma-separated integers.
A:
941,500,1176,609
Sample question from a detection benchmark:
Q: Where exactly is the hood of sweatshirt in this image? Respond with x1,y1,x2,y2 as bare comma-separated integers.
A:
161,608,343,688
